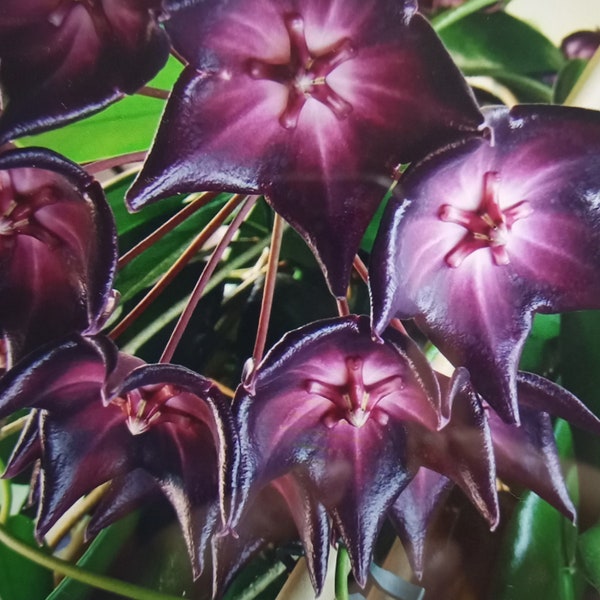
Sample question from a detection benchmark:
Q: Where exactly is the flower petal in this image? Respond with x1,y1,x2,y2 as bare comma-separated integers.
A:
0,0,170,142
371,105,600,422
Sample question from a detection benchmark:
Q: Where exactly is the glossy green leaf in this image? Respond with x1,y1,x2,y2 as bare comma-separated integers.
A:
17,56,183,164
0,515,53,600
519,314,560,374
554,59,589,104
46,514,138,600
579,523,600,592
491,420,579,600
439,12,565,77
561,312,600,463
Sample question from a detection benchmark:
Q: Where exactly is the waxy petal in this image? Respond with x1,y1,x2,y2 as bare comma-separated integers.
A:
0,149,117,366
234,315,444,586
213,475,330,597
127,0,482,296
388,468,452,579
0,0,170,142
371,105,600,422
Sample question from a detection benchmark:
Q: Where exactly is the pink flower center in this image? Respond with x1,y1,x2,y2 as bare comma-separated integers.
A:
305,356,403,428
0,188,61,249
246,13,356,130
115,384,180,436
439,171,533,268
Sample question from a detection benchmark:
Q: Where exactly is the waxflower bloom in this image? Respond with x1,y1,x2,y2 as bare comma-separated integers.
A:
0,0,174,143
393,370,600,577
233,316,498,587
126,0,483,297
0,335,239,577
371,104,600,423
0,148,117,368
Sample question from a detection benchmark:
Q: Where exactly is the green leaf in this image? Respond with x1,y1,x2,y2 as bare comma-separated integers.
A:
579,523,600,592
17,56,183,163
46,514,138,600
519,314,560,374
560,311,600,463
439,12,565,77
115,195,229,303
554,59,589,104
491,420,580,600
0,515,53,600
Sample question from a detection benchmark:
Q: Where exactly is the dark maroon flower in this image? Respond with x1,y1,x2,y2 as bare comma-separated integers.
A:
233,316,497,587
126,0,483,297
392,370,600,578
561,30,600,60
0,0,174,143
0,148,117,367
0,335,239,577
371,105,600,423
212,474,330,597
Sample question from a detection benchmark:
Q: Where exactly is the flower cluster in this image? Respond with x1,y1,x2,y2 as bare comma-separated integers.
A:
1,0,600,598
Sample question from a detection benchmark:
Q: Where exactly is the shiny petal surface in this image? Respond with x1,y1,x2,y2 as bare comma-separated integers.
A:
371,105,600,422
388,468,452,579
234,315,443,586
0,149,117,366
0,0,170,142
127,0,482,296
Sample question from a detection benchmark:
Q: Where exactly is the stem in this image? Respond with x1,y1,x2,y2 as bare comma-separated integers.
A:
335,545,351,600
235,562,286,600
565,46,600,109
45,483,110,550
118,192,219,268
0,458,10,526
0,415,28,442
110,195,244,340
431,0,501,32
353,255,369,286
251,213,284,369
121,235,271,355
160,197,258,363
336,298,350,317
84,151,147,175
137,86,170,101
0,524,183,600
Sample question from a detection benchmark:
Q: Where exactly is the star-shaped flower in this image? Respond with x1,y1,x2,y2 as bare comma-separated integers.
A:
371,105,600,422
126,0,483,297
0,148,117,367
0,0,174,143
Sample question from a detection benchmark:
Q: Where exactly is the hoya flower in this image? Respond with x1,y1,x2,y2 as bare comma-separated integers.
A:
0,335,239,576
126,0,483,297
392,370,600,577
233,316,498,587
0,148,117,367
212,474,330,597
0,0,173,143
371,105,600,422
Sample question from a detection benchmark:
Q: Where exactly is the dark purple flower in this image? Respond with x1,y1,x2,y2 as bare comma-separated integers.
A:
371,105,600,423
233,316,497,586
212,474,330,597
126,0,483,297
391,369,600,578
0,335,239,577
0,148,117,367
561,30,600,60
0,0,173,143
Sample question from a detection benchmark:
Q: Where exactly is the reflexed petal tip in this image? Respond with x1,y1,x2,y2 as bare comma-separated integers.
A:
127,0,482,296
234,315,445,587
0,148,117,366
371,104,600,422
0,0,171,142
